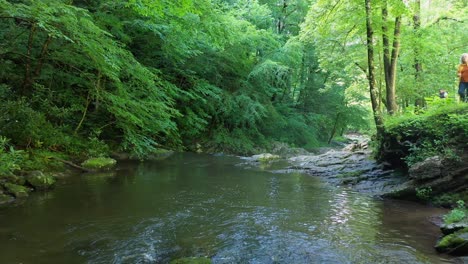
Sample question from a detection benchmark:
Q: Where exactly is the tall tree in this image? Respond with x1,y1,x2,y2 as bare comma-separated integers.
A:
365,0,384,137
412,0,423,106
381,0,402,114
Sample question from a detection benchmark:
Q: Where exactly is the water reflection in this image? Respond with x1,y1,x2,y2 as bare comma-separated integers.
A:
0,153,458,263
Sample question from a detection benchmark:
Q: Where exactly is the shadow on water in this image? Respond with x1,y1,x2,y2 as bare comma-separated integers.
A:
0,153,462,263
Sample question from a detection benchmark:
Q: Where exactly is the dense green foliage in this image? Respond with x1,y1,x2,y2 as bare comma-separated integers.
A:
302,0,467,111
443,200,466,225
0,0,371,164
0,0,465,168
381,101,468,166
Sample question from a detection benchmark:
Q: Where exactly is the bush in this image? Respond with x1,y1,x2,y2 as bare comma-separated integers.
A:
443,200,467,225
0,99,61,148
0,136,25,176
380,103,468,167
416,187,432,200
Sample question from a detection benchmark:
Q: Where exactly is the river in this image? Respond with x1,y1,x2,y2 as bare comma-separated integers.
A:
0,153,458,263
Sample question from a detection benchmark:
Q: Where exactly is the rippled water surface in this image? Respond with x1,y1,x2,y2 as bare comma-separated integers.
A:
0,153,459,263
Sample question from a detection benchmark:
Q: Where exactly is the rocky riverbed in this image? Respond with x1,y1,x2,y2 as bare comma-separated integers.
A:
243,134,406,197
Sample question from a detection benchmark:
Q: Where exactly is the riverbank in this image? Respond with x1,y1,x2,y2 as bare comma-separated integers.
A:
0,156,116,206
245,134,408,198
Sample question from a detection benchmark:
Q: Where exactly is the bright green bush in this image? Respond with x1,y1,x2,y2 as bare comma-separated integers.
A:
443,200,467,225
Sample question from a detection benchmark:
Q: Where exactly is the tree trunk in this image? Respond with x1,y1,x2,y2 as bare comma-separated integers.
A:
413,0,424,107
413,0,421,75
381,1,401,114
365,0,384,138
33,35,52,80
328,112,341,144
22,23,37,94
277,0,288,34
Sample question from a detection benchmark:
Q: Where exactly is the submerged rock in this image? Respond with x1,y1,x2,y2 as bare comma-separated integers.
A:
81,157,117,170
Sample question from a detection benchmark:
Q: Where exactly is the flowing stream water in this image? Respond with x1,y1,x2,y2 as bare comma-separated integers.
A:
0,153,459,263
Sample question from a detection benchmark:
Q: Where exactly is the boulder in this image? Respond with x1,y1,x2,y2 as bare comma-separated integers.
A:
435,228,468,255
0,192,15,205
25,171,56,190
409,156,442,180
0,174,25,185
441,221,468,235
81,157,117,170
268,141,310,157
111,149,174,161
144,149,175,161
251,153,280,162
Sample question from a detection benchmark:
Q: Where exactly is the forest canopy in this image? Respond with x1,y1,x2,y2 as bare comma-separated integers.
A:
0,0,466,160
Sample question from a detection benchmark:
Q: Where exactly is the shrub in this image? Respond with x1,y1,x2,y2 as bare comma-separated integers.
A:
443,200,467,225
381,103,468,167
415,187,432,200
0,136,25,176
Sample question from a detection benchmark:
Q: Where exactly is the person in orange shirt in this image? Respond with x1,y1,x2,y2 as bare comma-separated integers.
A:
458,53,468,102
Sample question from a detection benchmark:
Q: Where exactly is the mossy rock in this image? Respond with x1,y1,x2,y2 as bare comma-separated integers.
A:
435,228,468,255
145,149,175,161
111,149,174,161
3,183,30,198
252,153,281,162
0,174,25,185
170,257,212,264
81,157,117,170
0,193,15,205
26,171,56,190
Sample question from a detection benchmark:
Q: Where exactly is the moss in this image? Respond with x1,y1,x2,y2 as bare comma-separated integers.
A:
143,149,174,161
253,153,280,162
435,228,468,254
151,148,174,155
337,170,366,178
0,193,15,204
0,174,25,185
170,257,212,264
437,234,462,250
3,183,30,198
26,172,56,190
81,157,117,170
